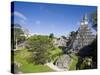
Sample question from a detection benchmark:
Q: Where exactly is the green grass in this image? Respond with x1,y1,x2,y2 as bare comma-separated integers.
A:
68,54,78,70
49,48,63,63
14,48,54,73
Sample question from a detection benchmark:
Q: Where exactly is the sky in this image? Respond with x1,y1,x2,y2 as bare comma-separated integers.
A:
12,1,97,37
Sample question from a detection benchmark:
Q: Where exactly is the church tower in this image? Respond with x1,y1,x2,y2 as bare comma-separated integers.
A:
72,14,95,52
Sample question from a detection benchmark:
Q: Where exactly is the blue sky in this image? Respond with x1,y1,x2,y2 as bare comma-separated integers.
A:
12,1,97,37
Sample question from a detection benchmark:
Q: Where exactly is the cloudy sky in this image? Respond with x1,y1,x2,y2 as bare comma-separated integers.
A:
11,1,97,37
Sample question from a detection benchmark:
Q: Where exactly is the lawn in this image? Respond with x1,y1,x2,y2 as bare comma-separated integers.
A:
14,48,54,73
68,54,78,70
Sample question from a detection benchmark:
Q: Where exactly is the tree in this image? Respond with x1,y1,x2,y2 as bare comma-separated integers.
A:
67,31,77,47
26,35,54,64
14,28,25,43
90,10,97,31
61,35,66,39
23,28,30,38
90,11,97,68
49,33,54,39
11,24,26,49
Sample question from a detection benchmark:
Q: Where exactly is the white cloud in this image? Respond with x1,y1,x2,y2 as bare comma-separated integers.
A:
13,11,27,21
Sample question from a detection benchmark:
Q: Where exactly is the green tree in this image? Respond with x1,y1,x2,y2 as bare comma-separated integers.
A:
11,24,26,49
61,35,66,39
90,11,97,68
90,10,97,31
26,35,54,64
49,33,54,39
14,28,25,44
67,31,77,47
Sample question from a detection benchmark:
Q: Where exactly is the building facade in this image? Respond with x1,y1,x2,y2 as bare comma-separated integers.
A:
72,14,96,52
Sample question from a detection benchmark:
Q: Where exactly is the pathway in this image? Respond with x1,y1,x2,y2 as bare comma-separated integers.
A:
46,62,67,72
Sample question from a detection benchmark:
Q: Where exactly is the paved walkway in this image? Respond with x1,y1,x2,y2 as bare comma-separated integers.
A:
46,62,67,72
